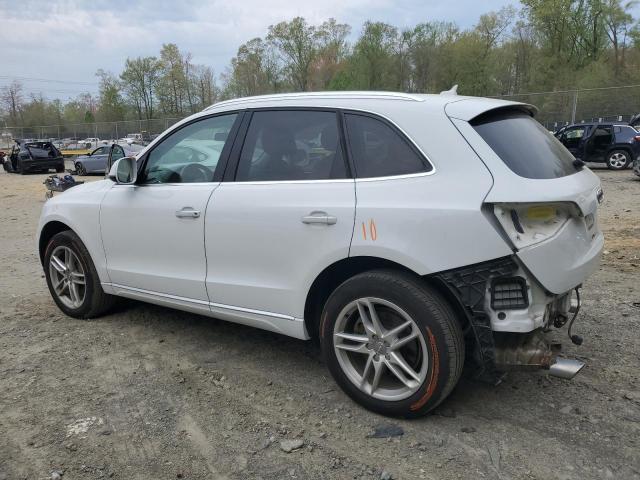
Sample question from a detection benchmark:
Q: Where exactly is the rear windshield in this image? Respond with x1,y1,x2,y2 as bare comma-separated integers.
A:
471,110,577,179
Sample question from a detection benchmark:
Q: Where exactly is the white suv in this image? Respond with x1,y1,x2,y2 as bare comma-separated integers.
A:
37,92,603,417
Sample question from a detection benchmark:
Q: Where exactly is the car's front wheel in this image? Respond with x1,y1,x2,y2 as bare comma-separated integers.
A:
320,270,464,417
75,162,86,175
606,150,630,170
44,230,115,318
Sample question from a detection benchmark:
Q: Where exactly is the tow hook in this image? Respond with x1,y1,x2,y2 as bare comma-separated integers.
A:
568,287,583,346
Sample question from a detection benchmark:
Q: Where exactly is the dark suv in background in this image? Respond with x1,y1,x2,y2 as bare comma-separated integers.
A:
555,122,640,170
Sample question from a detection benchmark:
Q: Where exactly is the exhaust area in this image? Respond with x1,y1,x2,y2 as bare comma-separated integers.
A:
548,358,585,379
494,331,585,379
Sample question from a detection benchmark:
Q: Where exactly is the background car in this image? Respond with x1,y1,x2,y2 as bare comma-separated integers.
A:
75,144,143,175
3,140,65,174
555,122,640,169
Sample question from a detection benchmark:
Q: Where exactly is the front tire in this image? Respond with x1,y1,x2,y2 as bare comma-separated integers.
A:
75,162,86,175
320,270,464,417
606,150,630,170
44,230,115,318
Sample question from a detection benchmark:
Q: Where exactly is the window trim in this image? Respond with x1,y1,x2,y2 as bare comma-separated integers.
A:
135,110,244,186
342,109,434,180
223,106,435,183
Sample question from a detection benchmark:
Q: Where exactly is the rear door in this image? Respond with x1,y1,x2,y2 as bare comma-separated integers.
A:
585,125,613,162
204,109,355,327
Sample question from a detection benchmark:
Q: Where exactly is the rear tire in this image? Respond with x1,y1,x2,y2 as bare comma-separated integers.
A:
44,230,115,319
56,164,65,173
18,161,26,174
320,270,464,418
606,150,630,170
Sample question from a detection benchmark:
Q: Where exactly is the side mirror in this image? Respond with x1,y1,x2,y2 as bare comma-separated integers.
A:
108,157,137,184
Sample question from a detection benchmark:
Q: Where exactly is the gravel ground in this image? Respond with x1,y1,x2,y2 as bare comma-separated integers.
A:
0,164,639,480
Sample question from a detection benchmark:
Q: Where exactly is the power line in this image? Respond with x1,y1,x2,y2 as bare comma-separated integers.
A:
495,84,640,97
0,75,97,86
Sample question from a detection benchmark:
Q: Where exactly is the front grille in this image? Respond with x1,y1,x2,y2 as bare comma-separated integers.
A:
491,277,528,310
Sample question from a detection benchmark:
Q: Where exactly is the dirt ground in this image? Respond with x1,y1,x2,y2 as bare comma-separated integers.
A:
0,164,639,480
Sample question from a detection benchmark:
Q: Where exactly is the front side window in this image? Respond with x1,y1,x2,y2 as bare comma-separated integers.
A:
344,113,430,178
236,110,346,181
142,113,237,184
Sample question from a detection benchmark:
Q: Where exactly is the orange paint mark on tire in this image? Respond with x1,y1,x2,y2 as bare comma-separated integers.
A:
410,327,439,411
369,219,377,241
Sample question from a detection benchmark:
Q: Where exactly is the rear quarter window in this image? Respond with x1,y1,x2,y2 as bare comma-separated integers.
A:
471,110,577,179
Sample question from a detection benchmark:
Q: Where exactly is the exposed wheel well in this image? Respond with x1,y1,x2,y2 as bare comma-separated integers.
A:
39,221,71,265
607,146,632,158
303,256,469,341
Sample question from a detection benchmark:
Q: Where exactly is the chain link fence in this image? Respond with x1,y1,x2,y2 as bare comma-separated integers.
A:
1,117,184,149
2,85,639,149
493,84,640,131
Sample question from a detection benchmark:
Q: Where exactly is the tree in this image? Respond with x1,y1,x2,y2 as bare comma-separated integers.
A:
120,56,159,119
267,17,318,91
350,22,399,90
1,81,23,127
96,70,126,122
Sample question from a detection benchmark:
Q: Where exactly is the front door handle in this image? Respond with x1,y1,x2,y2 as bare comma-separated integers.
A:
175,207,201,219
301,211,337,225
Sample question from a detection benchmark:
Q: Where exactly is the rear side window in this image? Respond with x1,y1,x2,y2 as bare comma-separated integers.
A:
472,111,577,179
345,114,430,178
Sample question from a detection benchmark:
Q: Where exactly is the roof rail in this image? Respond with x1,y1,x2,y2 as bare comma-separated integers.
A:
204,91,425,111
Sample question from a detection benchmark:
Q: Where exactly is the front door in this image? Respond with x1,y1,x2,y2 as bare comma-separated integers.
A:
560,125,588,159
100,113,240,302
204,109,356,322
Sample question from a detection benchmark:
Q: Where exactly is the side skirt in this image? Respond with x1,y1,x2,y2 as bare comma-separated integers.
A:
102,282,308,340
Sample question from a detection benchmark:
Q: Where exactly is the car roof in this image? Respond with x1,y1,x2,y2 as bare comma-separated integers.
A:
202,91,535,118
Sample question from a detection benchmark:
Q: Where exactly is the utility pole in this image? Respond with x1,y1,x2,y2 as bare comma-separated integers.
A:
571,90,578,124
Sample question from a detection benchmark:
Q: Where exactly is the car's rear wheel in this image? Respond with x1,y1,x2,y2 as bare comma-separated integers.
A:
18,160,27,174
56,164,65,173
75,162,86,175
44,230,115,318
320,270,464,417
607,150,630,170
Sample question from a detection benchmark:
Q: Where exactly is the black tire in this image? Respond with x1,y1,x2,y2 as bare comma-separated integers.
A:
320,270,464,418
606,149,630,170
18,160,27,174
56,164,65,173
75,162,86,175
43,230,115,319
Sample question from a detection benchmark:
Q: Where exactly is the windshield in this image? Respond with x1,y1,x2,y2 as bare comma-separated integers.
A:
472,110,577,179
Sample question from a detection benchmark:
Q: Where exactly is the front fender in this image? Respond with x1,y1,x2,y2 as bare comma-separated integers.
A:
38,180,113,283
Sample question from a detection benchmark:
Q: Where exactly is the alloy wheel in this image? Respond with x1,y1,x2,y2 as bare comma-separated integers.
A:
609,152,627,169
49,246,86,309
333,297,429,401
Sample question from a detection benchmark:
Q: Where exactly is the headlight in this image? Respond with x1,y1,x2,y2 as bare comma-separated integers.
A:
493,202,580,249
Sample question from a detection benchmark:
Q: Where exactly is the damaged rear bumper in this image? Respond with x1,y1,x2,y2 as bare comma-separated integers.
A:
433,256,589,383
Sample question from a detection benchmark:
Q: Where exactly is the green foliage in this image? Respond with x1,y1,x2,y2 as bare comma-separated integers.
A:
1,1,639,131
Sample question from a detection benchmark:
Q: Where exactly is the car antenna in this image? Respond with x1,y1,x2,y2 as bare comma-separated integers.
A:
440,84,458,96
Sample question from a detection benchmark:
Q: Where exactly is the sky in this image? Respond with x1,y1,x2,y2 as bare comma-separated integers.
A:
0,0,635,100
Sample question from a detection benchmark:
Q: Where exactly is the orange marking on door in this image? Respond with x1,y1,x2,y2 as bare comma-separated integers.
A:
369,219,377,241
361,222,367,240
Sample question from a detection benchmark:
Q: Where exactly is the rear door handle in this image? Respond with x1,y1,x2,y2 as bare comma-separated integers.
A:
175,207,201,218
301,211,337,225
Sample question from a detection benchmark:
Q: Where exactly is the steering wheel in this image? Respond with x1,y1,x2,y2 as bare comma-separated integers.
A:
180,163,211,183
